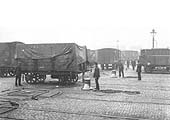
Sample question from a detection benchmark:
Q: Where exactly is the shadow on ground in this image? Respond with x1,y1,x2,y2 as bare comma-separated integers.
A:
100,89,140,95
42,81,83,88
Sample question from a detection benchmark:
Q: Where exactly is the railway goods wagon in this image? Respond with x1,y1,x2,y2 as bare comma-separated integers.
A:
139,48,170,73
0,42,23,77
121,50,139,62
96,48,120,70
87,49,97,65
15,43,88,84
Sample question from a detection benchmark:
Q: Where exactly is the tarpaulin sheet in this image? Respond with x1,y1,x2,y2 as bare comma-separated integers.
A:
16,43,87,72
0,42,22,67
87,49,97,64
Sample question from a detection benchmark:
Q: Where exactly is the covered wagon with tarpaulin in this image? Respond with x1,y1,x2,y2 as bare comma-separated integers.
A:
0,42,23,77
15,43,88,84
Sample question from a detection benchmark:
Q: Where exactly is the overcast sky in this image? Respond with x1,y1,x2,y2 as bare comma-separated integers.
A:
0,0,170,51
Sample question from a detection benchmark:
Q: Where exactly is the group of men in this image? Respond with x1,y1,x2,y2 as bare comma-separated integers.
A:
117,60,142,80
126,60,137,70
92,60,142,91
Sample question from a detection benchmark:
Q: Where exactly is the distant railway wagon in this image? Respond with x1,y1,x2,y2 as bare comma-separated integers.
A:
121,50,139,62
15,43,88,84
139,48,170,73
0,42,23,77
87,49,97,64
95,48,120,70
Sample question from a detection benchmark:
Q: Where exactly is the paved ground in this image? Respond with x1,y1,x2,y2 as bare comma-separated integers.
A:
0,68,170,120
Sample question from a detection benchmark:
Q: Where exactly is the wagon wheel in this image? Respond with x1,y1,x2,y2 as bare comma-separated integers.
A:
9,71,15,76
25,73,36,84
0,69,8,77
72,74,78,83
65,75,73,84
166,67,170,72
58,75,70,84
69,73,78,83
2,72,8,77
25,73,46,84
0,72,4,77
8,69,16,77
0,71,2,77
58,76,65,84
35,74,46,83
58,76,62,83
63,76,69,84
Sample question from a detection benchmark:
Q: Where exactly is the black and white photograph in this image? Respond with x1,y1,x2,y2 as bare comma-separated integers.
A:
0,0,170,119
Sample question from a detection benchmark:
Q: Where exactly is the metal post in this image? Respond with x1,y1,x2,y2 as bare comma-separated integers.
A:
150,29,156,49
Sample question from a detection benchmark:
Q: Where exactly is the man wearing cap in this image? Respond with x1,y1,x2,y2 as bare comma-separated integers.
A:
136,60,142,80
93,63,100,90
15,63,22,86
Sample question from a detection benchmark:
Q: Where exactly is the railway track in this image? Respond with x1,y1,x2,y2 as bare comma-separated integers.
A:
0,89,168,120
0,107,150,120
63,95,170,106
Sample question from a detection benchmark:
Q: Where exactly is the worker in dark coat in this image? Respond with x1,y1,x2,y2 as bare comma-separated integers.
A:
127,60,130,69
136,61,142,80
93,63,100,90
117,60,124,78
132,60,136,70
15,63,22,86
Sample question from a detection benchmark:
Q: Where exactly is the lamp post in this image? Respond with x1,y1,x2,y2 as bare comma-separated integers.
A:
150,29,156,49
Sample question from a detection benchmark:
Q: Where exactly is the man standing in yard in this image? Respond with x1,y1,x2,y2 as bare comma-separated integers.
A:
93,63,100,90
15,62,22,86
127,59,130,69
117,60,124,78
132,60,136,70
136,60,142,80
